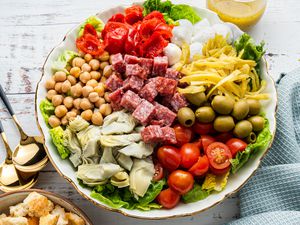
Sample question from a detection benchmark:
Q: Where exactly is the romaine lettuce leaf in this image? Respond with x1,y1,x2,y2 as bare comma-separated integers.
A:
52,50,79,73
78,16,105,37
182,184,209,203
49,126,70,159
234,33,265,63
202,172,230,192
39,99,54,126
230,118,272,173
170,5,201,24
91,180,164,210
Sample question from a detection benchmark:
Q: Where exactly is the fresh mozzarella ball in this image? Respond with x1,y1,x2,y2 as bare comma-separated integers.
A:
212,23,233,43
189,42,203,62
171,19,193,47
193,18,210,35
164,43,182,66
192,26,216,44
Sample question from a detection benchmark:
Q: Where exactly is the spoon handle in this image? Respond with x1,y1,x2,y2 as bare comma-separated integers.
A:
0,120,13,161
0,84,27,140
0,85,15,116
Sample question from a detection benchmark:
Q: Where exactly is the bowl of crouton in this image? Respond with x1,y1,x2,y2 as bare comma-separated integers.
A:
0,189,92,225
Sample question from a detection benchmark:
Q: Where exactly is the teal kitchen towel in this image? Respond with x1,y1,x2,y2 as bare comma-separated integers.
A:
227,68,300,225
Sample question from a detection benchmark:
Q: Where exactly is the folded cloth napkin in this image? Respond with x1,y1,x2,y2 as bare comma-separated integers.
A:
226,69,300,225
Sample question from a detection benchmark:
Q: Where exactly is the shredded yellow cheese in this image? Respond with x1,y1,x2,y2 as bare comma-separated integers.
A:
177,35,267,100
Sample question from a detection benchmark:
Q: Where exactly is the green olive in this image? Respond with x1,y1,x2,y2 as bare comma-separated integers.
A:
246,132,257,144
232,99,249,120
213,116,235,132
185,92,206,106
195,106,215,123
248,116,265,132
211,95,235,115
233,120,253,138
177,107,195,127
246,99,261,115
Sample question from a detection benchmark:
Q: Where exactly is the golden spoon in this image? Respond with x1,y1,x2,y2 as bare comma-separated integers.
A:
0,120,38,192
0,85,48,172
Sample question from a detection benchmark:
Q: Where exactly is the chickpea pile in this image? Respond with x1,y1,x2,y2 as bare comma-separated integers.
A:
45,52,113,128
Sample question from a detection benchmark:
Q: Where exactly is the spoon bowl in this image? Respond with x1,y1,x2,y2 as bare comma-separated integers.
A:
0,85,48,172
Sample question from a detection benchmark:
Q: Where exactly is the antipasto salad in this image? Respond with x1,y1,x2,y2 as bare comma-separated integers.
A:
40,0,272,210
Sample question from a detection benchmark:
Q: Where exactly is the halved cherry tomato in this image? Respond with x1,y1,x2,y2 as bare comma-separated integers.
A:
140,31,168,58
168,170,194,195
139,18,162,40
189,155,209,177
76,34,104,56
157,146,181,171
143,11,166,22
215,132,233,143
125,5,143,25
201,135,216,154
156,188,180,209
226,138,247,158
108,13,125,23
102,22,129,39
173,124,193,146
180,142,201,169
83,24,98,36
153,163,164,181
192,122,215,135
154,23,173,39
206,142,232,174
125,28,141,56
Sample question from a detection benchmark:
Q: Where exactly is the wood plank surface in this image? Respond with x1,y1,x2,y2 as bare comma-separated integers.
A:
0,0,299,224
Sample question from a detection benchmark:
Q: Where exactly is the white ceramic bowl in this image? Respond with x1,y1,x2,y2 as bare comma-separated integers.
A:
0,189,93,224
35,4,277,219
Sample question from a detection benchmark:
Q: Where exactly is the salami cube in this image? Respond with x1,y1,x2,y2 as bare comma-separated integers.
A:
161,95,173,108
123,75,144,92
141,125,164,143
139,81,158,102
165,68,180,80
170,92,188,112
125,64,147,79
109,88,123,104
105,73,123,91
139,58,153,75
132,100,155,125
124,55,140,64
152,56,168,76
162,127,177,144
153,102,176,126
120,90,142,111
110,53,125,73
154,77,177,96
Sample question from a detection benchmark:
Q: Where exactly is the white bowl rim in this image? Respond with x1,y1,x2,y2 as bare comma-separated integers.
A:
34,3,278,220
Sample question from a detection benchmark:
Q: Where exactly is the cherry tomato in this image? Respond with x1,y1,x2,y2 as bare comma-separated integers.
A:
156,188,180,209
206,142,232,172
180,142,201,168
108,13,125,23
139,18,162,40
157,146,181,171
168,170,194,195
102,22,129,39
143,11,166,22
210,166,231,175
140,32,168,58
173,124,193,146
155,23,173,39
76,34,104,56
153,163,164,181
189,156,209,177
226,138,247,158
193,122,215,135
125,28,141,55
125,5,143,25
215,132,233,143
201,135,216,154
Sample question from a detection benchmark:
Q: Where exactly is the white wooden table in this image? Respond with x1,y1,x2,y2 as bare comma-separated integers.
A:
0,0,299,224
